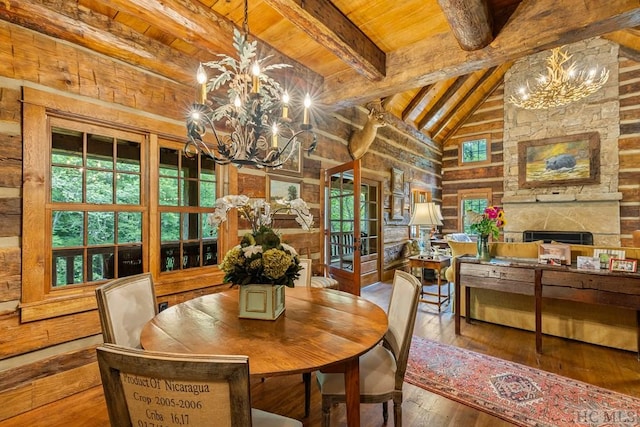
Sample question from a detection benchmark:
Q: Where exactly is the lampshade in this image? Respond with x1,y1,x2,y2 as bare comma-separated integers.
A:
409,202,443,226
435,204,444,222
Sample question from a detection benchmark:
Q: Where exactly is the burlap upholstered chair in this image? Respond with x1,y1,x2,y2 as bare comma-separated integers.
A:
97,344,302,427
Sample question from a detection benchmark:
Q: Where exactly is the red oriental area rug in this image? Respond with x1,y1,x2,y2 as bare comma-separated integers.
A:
406,337,640,426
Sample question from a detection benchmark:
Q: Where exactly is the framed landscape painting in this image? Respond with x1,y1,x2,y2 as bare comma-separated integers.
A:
518,132,600,188
266,176,302,205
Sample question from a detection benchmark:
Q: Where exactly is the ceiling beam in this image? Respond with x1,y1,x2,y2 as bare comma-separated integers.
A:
0,0,196,84
401,85,433,121
604,29,640,61
437,0,493,51
441,63,512,146
320,0,640,108
429,66,498,140
417,75,470,130
94,0,323,86
263,0,386,81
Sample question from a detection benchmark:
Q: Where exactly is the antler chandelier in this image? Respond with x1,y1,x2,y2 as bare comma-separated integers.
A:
185,0,316,169
508,46,609,110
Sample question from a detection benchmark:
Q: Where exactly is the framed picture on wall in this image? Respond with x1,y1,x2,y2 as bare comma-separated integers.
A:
391,194,404,220
518,132,600,189
266,176,302,205
391,168,404,194
272,138,303,176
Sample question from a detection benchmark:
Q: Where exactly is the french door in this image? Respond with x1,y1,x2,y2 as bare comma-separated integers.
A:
326,160,361,294
325,159,381,295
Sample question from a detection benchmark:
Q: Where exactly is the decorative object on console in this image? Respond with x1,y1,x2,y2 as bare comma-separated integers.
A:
518,132,600,189
609,258,637,273
210,195,313,320
184,0,316,170
508,46,609,110
593,248,625,270
576,256,600,270
467,206,506,262
409,202,443,256
538,243,571,265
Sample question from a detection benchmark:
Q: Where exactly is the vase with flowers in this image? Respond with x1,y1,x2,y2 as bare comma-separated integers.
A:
210,195,313,319
467,206,506,262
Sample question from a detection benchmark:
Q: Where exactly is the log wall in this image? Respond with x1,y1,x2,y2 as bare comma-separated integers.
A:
441,87,505,233
0,20,437,420
442,52,640,246
618,53,640,246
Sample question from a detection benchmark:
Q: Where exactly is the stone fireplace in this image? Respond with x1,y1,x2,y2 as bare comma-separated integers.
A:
502,38,621,246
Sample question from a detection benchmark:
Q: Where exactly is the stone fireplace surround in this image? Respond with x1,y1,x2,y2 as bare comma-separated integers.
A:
501,38,621,247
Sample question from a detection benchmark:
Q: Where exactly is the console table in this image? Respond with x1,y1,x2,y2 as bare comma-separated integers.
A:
409,255,451,311
454,256,640,356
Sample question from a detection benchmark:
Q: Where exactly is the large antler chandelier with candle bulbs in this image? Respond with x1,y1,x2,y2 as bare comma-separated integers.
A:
185,0,316,168
508,46,609,110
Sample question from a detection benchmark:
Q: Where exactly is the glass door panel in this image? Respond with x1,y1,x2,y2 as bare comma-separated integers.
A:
326,160,361,295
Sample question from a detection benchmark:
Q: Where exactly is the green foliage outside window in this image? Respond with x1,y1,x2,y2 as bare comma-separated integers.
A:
462,139,488,163
462,198,489,234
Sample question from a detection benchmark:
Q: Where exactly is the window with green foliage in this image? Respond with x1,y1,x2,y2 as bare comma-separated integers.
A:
458,189,492,234
460,136,490,165
48,120,218,288
158,145,217,272
50,122,144,286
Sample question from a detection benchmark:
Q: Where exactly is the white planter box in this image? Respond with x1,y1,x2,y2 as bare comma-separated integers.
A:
238,284,285,320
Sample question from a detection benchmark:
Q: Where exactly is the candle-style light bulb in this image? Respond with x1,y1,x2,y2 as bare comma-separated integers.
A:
251,62,260,94
234,94,242,109
272,123,279,148
196,63,207,104
303,93,311,125
282,91,290,119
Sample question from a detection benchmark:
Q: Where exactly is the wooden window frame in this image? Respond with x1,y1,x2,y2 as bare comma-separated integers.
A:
21,88,228,322
457,188,493,233
48,117,148,287
458,134,491,166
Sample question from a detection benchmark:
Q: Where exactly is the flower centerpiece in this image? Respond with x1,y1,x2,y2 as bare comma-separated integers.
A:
209,195,313,320
467,206,506,261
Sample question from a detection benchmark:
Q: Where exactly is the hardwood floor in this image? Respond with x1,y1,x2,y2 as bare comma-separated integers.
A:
3,280,640,427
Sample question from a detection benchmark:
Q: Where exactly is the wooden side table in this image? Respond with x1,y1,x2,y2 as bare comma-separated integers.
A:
409,255,451,311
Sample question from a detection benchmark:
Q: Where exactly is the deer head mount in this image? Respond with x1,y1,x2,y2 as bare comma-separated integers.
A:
348,100,387,160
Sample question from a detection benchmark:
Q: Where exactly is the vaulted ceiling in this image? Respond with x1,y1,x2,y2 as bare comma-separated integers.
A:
2,0,640,146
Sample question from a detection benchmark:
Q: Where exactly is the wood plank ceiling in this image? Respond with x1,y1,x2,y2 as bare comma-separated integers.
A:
2,0,640,146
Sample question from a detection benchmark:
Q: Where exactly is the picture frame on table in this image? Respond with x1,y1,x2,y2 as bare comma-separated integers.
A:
577,256,600,271
266,176,302,207
594,249,626,270
538,243,571,266
609,258,637,273
518,132,600,189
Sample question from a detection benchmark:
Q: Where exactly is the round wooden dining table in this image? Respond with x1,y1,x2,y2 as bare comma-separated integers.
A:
140,286,388,427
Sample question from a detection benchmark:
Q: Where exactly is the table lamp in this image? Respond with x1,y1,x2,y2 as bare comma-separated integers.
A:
409,202,443,256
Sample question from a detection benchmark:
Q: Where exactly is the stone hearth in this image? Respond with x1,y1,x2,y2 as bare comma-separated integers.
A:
502,38,621,246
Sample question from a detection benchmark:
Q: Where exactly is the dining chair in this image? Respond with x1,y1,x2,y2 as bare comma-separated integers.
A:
96,343,302,427
300,248,339,289
293,258,312,287
95,272,157,348
315,269,421,427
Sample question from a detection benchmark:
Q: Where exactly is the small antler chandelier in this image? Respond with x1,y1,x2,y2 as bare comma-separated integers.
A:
185,0,316,168
508,46,609,110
